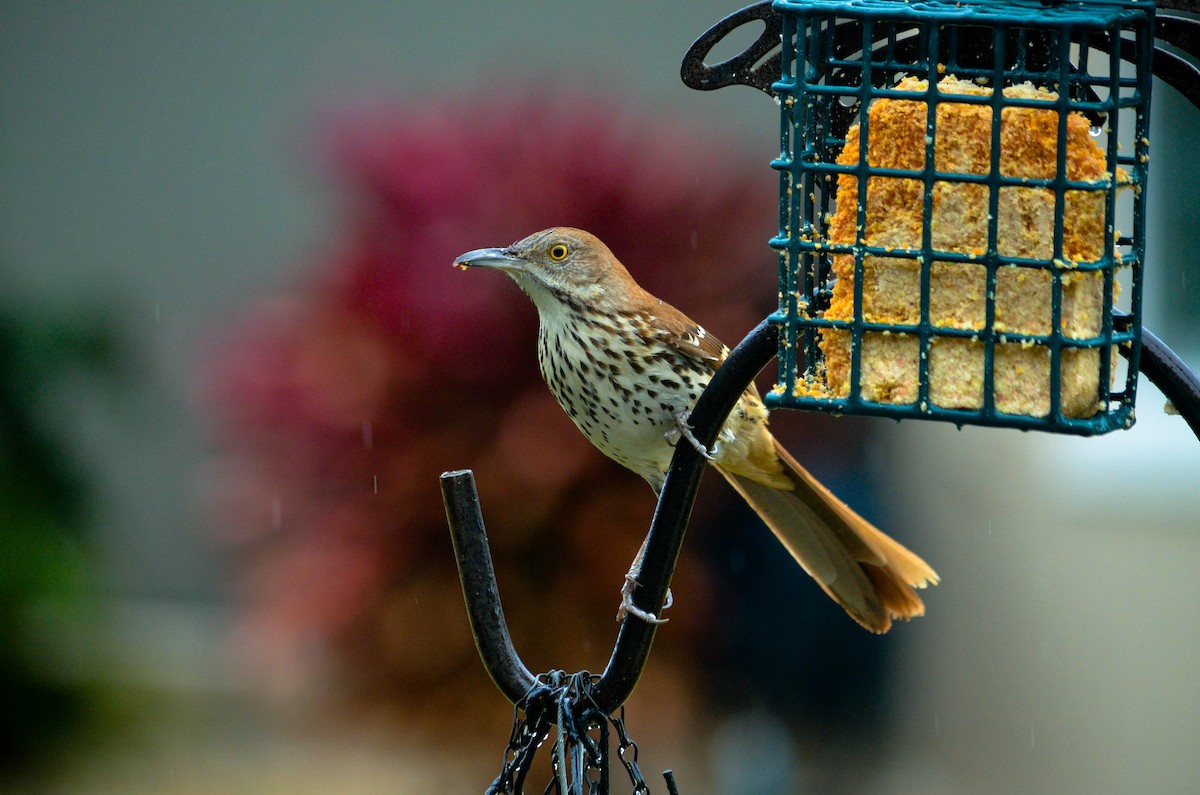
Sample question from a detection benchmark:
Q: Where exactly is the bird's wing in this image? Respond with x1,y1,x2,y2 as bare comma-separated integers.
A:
645,303,781,411
644,302,729,370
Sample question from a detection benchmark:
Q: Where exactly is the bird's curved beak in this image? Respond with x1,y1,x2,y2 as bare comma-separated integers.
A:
453,247,522,272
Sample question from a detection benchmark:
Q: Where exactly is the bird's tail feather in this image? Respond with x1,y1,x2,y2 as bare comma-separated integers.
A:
716,439,937,634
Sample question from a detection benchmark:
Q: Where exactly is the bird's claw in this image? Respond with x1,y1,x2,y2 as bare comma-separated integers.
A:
617,574,671,624
668,410,716,461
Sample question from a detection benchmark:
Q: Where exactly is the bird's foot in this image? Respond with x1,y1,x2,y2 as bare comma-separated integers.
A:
667,410,715,461
617,573,672,624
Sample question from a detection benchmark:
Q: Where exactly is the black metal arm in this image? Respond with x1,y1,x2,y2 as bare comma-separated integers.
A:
1131,327,1200,440
442,470,538,705
443,313,1199,717
592,319,778,711
440,320,779,716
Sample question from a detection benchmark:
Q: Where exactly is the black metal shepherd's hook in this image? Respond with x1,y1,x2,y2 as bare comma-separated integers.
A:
1136,329,1200,439
441,320,776,792
442,319,1200,723
441,4,1200,789
441,319,778,715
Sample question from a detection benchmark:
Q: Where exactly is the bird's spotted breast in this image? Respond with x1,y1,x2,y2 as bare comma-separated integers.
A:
537,307,713,486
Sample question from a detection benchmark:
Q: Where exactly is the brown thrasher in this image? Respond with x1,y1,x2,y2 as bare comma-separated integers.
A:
454,228,937,632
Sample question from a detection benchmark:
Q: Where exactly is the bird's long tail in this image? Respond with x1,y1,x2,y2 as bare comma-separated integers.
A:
715,438,938,633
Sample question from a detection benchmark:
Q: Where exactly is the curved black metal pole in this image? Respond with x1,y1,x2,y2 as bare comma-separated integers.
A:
1160,0,1200,15
442,314,1198,718
591,320,778,712
1131,327,1200,440
442,469,538,706
440,320,778,715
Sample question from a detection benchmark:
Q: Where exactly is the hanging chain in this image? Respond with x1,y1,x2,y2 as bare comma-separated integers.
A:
611,707,650,795
487,677,555,795
485,671,667,794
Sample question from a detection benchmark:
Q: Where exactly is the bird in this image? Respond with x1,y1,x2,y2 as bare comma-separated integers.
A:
454,227,937,633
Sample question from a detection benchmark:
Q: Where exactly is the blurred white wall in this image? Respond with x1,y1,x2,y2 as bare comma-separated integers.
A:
878,403,1200,793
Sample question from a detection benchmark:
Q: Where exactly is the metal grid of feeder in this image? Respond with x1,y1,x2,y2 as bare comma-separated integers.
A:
765,0,1155,434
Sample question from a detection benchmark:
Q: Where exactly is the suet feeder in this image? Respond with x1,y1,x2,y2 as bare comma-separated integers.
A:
687,0,1168,434
763,0,1156,434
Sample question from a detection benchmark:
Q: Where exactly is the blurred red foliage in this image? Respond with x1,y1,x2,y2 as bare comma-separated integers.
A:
201,90,779,734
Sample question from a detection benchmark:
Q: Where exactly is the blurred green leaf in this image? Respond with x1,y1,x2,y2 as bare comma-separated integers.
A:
0,300,123,773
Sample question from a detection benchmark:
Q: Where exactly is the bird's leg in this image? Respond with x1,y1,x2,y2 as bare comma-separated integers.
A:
666,410,715,461
617,533,671,624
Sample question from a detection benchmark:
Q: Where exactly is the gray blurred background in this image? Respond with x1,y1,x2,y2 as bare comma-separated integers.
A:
2,2,1198,793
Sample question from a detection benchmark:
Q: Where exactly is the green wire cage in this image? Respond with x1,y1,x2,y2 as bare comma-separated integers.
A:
762,0,1155,434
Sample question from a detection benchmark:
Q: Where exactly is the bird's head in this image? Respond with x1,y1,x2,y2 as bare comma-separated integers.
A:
453,227,631,311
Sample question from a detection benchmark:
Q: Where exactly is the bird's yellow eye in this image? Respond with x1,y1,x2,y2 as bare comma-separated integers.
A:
548,243,569,262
